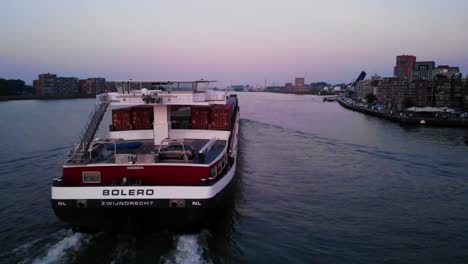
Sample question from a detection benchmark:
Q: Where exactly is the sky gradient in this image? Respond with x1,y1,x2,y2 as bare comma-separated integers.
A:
1,0,468,86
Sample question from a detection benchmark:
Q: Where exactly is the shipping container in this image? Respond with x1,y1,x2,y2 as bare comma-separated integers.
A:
210,103,233,130
132,107,153,130
191,107,210,129
112,108,133,131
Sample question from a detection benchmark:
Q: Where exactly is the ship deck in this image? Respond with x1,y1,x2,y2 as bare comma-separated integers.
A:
78,138,226,166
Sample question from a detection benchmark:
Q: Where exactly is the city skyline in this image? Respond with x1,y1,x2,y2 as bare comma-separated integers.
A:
1,0,468,86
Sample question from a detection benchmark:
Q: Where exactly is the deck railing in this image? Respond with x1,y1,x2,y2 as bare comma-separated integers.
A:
66,95,110,163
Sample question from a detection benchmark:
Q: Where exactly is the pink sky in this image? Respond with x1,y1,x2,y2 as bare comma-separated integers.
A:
1,0,467,86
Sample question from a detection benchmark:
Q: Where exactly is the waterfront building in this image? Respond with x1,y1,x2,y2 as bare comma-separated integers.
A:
369,55,466,110
285,83,293,89
34,73,108,96
398,80,418,108
430,79,464,109
78,80,87,94
412,61,435,80
434,80,452,107
375,77,407,109
394,55,416,80
375,77,423,109
451,79,464,109
412,80,435,107
34,73,79,96
79,78,106,95
376,78,467,110
56,77,79,96
35,73,57,96
355,80,373,100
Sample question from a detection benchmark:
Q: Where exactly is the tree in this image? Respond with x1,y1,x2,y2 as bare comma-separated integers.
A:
310,82,331,88
0,78,28,96
365,93,377,104
0,78,9,96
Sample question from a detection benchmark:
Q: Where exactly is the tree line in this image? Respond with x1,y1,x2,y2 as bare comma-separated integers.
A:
0,78,35,96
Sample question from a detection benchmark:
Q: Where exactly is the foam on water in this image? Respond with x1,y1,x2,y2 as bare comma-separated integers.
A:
162,232,212,264
31,231,91,264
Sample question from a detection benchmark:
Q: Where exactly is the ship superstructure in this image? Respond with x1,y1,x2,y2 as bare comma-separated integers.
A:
51,80,240,231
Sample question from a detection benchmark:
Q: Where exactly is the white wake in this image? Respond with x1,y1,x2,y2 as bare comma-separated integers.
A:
162,233,212,264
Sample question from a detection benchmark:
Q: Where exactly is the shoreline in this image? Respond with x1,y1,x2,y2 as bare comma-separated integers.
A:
0,95,96,101
337,97,468,128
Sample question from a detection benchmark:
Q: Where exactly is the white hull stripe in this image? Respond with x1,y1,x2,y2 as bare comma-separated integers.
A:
52,161,236,200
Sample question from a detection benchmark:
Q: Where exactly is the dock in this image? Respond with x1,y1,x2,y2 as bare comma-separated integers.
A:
337,98,468,128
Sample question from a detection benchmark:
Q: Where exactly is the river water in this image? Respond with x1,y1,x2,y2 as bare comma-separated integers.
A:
0,92,467,263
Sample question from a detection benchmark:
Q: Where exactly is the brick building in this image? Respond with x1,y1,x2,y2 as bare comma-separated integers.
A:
434,80,451,107
376,77,408,109
394,55,416,80
437,79,464,109
368,55,466,110
56,77,79,95
452,79,464,109
79,78,106,95
412,80,435,107
35,73,57,96
375,78,467,110
34,73,78,96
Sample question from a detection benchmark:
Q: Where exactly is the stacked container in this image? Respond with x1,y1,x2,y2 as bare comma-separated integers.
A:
210,103,233,130
132,107,153,130
111,101,236,132
112,108,132,131
191,107,211,129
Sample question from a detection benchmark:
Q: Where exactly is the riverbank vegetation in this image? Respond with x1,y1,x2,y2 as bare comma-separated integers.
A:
0,78,34,96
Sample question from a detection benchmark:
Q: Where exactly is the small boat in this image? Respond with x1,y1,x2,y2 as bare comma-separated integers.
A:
323,96,337,102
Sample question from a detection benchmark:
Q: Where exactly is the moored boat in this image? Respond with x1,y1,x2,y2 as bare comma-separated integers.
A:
323,96,338,102
51,80,240,232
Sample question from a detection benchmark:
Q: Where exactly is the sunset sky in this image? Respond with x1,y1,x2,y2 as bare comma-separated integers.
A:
1,0,467,86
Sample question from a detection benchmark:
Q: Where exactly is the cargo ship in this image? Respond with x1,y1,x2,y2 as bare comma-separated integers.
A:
51,80,240,232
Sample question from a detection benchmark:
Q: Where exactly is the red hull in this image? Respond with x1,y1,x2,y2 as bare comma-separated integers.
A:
63,165,210,186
